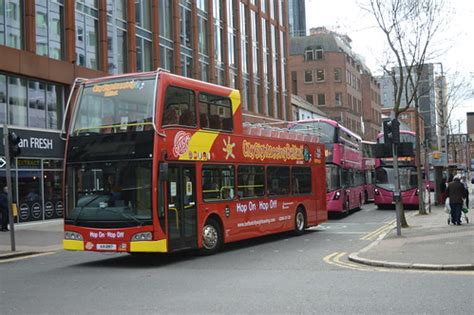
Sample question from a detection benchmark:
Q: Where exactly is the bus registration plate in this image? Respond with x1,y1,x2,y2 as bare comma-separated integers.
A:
96,244,117,250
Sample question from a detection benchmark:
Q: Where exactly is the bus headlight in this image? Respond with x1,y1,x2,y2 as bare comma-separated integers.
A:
64,231,83,241
415,189,419,196
333,191,341,200
374,188,379,195
132,232,152,241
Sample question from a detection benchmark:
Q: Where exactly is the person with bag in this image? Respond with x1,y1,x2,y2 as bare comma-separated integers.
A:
445,175,467,225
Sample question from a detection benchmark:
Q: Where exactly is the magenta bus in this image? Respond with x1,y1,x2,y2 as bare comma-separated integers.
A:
290,119,364,214
374,130,419,209
362,140,376,203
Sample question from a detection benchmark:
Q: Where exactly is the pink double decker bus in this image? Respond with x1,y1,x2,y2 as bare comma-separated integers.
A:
374,130,419,209
290,119,364,215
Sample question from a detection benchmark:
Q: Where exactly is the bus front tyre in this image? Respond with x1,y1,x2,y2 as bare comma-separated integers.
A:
294,208,306,236
200,218,222,255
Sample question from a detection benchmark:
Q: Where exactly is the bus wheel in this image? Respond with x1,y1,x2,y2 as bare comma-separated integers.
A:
294,208,306,236
200,218,222,255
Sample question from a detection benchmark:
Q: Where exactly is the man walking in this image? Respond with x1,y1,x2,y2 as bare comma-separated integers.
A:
0,186,9,231
446,175,467,225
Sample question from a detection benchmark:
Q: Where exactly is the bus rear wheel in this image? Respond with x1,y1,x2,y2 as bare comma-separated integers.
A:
200,218,222,255
294,208,306,236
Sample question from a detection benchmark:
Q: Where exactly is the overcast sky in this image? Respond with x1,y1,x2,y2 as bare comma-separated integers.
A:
305,0,474,133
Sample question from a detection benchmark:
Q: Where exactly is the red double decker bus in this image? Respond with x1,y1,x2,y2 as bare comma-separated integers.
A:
289,119,364,215
62,70,327,255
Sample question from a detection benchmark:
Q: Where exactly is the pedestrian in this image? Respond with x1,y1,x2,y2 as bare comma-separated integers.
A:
461,175,469,208
438,177,447,205
0,186,9,231
445,175,467,225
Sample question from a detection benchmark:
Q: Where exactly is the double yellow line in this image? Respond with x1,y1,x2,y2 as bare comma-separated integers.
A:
360,220,396,241
323,252,371,271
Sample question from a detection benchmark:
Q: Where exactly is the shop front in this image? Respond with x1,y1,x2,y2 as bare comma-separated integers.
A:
0,127,64,223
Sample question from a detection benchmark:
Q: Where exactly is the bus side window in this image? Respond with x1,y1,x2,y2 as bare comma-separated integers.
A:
162,86,196,127
199,92,232,131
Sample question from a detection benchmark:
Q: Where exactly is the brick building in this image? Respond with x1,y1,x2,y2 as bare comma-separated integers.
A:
288,27,381,141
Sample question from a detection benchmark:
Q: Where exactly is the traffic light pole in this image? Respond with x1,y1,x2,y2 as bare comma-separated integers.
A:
3,125,16,251
393,142,402,237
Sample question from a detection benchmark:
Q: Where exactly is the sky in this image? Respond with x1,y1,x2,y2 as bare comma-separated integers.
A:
305,0,474,133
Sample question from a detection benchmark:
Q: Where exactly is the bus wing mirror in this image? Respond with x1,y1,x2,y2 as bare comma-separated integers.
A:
159,163,168,181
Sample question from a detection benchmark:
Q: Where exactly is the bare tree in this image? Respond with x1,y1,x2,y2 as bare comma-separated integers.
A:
363,0,446,230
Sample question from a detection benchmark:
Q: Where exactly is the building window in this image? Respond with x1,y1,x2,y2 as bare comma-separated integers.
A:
136,0,152,72
36,0,64,60
304,70,313,83
75,1,99,70
316,69,325,82
318,93,325,106
0,74,6,124
315,45,323,60
28,81,46,128
180,1,192,49
305,49,313,61
335,92,342,106
8,76,27,126
2,74,64,129
334,68,341,82
0,0,23,49
305,94,313,105
107,0,128,74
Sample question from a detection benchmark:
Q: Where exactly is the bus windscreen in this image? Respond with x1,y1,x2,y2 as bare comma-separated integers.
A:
71,78,156,135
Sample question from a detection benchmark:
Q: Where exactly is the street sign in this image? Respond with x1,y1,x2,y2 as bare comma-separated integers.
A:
0,157,5,168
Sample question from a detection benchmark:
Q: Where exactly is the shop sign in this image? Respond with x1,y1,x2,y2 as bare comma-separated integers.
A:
0,127,64,158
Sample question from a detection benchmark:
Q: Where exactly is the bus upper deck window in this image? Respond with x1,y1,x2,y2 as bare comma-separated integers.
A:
162,86,196,127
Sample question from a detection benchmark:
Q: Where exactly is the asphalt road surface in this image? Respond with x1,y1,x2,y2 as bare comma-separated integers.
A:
1,203,472,314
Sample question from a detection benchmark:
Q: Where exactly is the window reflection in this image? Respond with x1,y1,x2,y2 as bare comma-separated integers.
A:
28,81,46,128
36,0,64,60
75,2,99,69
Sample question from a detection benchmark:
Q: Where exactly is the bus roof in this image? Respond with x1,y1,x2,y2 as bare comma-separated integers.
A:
291,118,362,141
77,69,237,95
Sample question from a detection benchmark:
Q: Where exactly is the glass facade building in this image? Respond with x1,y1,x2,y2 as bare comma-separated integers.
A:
0,0,291,222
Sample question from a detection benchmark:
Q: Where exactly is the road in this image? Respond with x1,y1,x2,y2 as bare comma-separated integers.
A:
1,203,472,314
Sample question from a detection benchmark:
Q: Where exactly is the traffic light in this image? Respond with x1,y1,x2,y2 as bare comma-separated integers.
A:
8,131,21,159
383,119,400,144
383,120,393,144
391,119,400,144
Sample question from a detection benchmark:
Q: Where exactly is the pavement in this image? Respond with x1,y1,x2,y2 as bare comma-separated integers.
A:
1,191,473,271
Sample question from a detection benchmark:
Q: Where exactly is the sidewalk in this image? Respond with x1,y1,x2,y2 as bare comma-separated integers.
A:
0,219,63,260
349,203,474,271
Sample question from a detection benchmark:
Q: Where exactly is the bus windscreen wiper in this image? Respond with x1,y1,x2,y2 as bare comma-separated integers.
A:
73,193,105,225
102,208,143,226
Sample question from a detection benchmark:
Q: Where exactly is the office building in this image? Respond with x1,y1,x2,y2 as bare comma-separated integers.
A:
0,0,291,222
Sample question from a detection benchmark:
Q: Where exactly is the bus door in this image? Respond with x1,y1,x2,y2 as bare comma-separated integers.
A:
167,165,197,251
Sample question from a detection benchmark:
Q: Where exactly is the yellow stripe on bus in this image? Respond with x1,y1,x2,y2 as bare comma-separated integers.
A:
179,131,219,160
229,90,241,114
130,240,167,252
63,240,84,251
